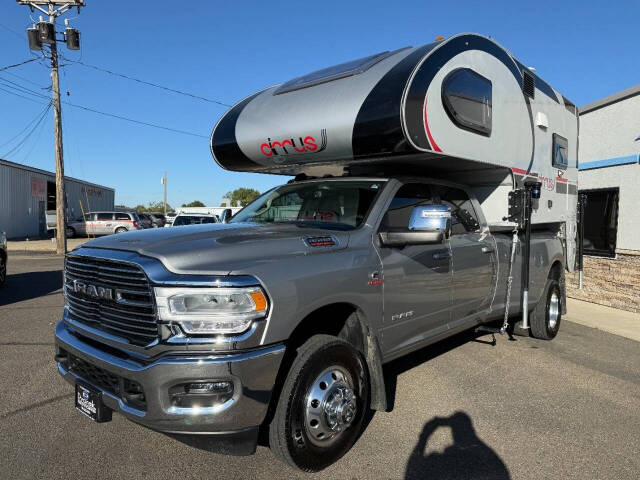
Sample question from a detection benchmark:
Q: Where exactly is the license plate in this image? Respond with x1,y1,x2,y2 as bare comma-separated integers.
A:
75,383,112,422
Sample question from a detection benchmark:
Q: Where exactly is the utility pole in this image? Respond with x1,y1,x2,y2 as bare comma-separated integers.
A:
162,171,167,215
17,0,84,255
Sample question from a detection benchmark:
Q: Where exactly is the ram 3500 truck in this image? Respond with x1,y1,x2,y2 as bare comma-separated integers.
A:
55,34,578,472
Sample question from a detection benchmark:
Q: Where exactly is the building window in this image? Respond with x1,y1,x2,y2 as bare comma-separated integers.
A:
581,188,618,257
552,133,568,170
442,68,492,136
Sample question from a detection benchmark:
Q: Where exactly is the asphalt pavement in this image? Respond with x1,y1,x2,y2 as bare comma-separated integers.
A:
1,255,639,480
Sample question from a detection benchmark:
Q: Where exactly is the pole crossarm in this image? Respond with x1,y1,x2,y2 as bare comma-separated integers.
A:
16,1,84,18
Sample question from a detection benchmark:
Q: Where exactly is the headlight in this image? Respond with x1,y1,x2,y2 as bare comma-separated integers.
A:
154,286,268,335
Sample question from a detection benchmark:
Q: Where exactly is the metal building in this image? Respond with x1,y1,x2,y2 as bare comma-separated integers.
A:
578,85,640,256
0,158,115,239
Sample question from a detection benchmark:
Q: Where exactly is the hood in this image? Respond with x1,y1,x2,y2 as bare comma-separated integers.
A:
80,222,350,275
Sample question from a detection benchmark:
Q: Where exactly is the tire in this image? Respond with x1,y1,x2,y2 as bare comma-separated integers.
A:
530,278,562,340
115,227,128,234
0,255,5,287
66,227,75,238
269,334,370,472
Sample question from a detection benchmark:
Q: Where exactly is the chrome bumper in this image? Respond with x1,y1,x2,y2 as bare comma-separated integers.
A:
55,321,285,434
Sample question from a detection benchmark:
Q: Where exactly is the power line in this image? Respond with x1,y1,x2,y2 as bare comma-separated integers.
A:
0,101,52,148
0,22,25,40
62,57,231,107
1,101,52,159
62,101,210,138
0,57,40,71
0,78,209,138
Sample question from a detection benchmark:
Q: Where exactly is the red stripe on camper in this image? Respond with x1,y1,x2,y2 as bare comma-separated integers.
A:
423,98,442,152
556,177,568,183
511,167,539,177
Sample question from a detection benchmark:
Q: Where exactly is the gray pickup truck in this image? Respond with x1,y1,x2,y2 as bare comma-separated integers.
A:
55,176,565,471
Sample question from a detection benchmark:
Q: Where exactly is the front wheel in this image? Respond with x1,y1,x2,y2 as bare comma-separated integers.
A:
530,278,562,340
269,335,370,472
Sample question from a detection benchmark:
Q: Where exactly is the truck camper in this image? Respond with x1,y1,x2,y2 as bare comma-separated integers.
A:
55,33,580,472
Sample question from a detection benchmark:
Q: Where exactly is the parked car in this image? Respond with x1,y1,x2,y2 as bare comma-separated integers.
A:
169,213,218,226
137,213,154,229
66,211,142,237
0,229,6,287
147,213,166,228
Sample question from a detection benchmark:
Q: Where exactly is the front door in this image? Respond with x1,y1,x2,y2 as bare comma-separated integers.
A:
431,185,495,328
377,183,452,358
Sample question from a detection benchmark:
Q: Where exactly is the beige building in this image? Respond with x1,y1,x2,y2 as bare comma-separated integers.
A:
567,85,640,312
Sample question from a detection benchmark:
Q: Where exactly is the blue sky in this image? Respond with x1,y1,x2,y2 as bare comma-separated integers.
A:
1,0,638,207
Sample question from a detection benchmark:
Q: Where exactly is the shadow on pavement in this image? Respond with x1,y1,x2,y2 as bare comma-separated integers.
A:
0,269,62,306
383,329,489,410
405,411,510,480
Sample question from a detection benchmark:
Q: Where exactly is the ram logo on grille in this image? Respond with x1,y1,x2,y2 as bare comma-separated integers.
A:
72,279,114,301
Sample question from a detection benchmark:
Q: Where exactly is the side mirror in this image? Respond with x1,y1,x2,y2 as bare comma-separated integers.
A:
378,205,451,248
220,208,233,224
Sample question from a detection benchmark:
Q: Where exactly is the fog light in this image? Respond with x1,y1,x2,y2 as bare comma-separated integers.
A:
185,381,233,394
169,380,234,411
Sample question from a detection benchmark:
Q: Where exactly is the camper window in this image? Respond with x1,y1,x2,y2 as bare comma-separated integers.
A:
552,133,569,170
442,68,492,136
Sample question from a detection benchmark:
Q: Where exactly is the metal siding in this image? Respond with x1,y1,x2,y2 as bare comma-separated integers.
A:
0,161,114,239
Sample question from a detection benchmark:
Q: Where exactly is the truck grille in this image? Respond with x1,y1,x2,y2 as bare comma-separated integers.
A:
64,255,158,346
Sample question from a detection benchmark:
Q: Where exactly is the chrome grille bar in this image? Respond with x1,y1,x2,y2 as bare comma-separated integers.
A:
64,254,158,346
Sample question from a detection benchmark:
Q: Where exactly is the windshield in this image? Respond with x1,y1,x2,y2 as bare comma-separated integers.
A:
173,215,217,226
230,180,384,230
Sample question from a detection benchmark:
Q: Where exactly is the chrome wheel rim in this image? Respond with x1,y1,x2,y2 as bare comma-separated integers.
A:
304,366,358,447
548,291,560,329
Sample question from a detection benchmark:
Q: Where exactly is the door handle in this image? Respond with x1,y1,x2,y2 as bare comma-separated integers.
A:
433,251,451,260
482,246,494,254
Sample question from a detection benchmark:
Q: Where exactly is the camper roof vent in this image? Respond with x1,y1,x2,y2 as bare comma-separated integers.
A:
523,71,535,98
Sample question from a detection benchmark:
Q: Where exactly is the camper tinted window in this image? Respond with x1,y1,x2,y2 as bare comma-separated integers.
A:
442,68,492,136
274,49,407,95
552,133,569,169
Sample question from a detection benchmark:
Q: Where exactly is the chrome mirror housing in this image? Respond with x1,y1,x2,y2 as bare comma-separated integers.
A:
409,204,451,238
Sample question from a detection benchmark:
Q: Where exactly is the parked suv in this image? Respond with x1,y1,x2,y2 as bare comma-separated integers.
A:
147,213,166,228
137,213,153,229
0,229,6,287
67,211,142,237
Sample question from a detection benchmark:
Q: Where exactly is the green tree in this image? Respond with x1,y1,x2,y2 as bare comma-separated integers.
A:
181,200,206,208
134,201,172,213
224,188,261,207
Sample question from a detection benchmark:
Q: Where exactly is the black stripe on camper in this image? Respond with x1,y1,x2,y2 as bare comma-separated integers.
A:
210,91,263,171
351,44,438,159
556,182,568,194
404,34,524,150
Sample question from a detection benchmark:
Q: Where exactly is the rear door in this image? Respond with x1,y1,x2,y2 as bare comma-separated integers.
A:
431,185,496,328
377,182,452,358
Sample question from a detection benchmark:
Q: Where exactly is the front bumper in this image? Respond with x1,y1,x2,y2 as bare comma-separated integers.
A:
55,321,285,435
